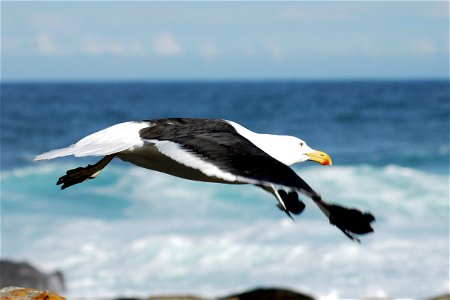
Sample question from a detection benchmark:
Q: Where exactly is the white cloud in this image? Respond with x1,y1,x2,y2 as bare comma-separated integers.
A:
81,39,124,56
266,43,285,60
81,39,105,56
30,33,148,58
410,38,437,56
153,32,183,56
80,38,146,57
34,33,63,55
198,43,219,58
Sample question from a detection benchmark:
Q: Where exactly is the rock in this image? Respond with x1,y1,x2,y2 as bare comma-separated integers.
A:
221,287,315,300
148,296,207,300
114,297,207,300
0,286,66,300
429,294,450,300
0,260,65,293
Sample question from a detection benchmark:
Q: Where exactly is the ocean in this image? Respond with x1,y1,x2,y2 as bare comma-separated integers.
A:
1,80,449,299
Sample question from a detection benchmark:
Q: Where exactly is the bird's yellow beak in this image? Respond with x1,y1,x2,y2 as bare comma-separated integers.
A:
306,150,332,166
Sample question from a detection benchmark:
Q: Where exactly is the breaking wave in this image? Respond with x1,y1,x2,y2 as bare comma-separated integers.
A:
2,163,449,299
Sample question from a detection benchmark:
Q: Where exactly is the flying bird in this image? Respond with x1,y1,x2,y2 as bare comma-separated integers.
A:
34,118,375,241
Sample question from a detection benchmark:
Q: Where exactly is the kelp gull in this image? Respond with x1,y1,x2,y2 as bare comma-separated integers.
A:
34,118,375,241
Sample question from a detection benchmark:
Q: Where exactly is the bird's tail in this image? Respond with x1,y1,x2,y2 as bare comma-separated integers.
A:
308,193,375,242
327,203,376,241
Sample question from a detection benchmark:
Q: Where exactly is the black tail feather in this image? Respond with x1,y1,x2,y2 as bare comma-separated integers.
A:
328,204,376,242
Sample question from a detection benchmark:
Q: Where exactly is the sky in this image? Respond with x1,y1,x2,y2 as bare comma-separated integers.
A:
1,1,449,81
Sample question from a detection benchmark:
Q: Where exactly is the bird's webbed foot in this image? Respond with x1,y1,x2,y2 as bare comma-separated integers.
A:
57,164,99,189
327,203,375,242
277,189,306,216
57,155,115,190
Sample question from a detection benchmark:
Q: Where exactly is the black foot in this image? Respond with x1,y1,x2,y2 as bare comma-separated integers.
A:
328,204,375,242
57,164,99,190
278,190,306,215
56,155,115,190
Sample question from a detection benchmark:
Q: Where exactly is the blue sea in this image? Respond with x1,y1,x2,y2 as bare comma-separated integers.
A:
1,80,449,299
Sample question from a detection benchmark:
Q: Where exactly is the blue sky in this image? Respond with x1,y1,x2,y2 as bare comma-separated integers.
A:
2,1,448,81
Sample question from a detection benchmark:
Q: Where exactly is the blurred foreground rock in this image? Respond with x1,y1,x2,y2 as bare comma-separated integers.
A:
221,287,314,300
127,288,314,300
0,286,66,300
0,261,65,293
145,288,314,300
147,296,207,300
430,294,450,300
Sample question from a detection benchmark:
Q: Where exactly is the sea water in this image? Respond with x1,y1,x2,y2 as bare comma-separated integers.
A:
1,81,449,299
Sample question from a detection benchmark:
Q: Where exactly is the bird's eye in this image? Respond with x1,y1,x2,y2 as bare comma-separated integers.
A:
299,142,304,147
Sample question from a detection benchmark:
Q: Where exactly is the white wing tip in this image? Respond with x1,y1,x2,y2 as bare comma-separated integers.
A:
33,147,75,161
33,121,148,161
34,152,58,161
33,155,44,161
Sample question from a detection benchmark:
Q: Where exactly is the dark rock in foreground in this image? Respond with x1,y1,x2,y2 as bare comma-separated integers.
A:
148,296,207,300
221,287,315,300
430,294,450,300
0,260,65,293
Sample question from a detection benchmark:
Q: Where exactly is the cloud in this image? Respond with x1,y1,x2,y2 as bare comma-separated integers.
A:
80,38,146,57
410,38,437,56
34,33,64,55
266,43,285,60
359,37,440,58
198,43,219,58
81,39,119,56
153,32,183,56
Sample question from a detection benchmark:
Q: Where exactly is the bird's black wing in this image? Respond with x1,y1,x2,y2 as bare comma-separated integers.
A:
139,118,315,193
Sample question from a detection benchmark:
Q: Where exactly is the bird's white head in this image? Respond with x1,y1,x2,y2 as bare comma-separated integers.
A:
296,138,332,166
270,135,333,166
225,120,332,167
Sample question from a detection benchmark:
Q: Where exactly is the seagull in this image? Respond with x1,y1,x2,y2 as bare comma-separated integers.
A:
34,118,374,241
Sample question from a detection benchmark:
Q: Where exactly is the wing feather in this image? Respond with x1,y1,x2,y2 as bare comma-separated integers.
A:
144,129,315,194
34,121,148,160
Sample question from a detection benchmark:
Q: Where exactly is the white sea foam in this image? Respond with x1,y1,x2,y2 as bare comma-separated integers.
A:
1,163,449,299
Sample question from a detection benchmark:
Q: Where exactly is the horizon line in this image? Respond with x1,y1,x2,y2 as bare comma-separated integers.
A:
2,77,449,84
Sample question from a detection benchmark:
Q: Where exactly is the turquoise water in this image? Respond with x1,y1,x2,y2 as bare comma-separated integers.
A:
1,81,449,298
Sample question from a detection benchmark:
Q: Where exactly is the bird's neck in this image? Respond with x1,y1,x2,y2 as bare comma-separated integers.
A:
227,120,300,166
251,134,300,166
